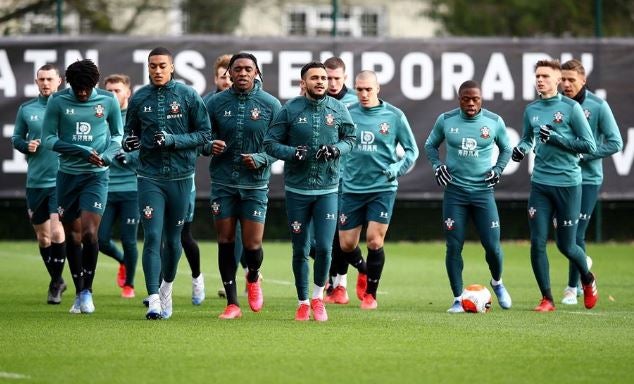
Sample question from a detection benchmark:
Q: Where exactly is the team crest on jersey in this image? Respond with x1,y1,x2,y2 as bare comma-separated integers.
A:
94,104,104,118
378,122,390,135
211,201,220,216
480,126,490,139
339,213,348,225
444,218,455,230
250,108,261,120
325,113,335,126
170,101,181,114
143,205,154,219
553,111,564,123
291,221,302,234
583,109,591,119
528,206,536,219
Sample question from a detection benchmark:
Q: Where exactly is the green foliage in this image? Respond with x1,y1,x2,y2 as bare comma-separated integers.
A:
1,241,633,383
426,0,634,37
181,0,246,34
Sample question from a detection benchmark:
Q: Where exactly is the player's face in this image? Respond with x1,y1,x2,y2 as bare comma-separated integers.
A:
214,66,232,91
148,54,174,87
302,68,327,100
355,77,380,108
560,69,586,99
229,58,257,92
326,67,346,96
105,81,131,109
535,66,561,97
35,69,61,97
459,87,482,118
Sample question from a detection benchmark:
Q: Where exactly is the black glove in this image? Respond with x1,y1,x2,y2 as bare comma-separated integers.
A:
294,145,308,161
539,124,552,143
122,135,140,152
485,169,500,188
434,164,452,187
114,152,128,165
154,131,167,148
511,147,525,162
315,145,340,161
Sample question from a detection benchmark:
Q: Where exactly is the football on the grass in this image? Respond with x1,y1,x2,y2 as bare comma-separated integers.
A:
461,284,492,313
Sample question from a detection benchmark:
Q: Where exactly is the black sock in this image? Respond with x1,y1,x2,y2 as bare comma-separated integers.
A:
541,288,553,302
82,240,99,292
332,233,349,276
50,242,66,283
66,241,84,294
39,246,55,281
181,223,201,278
366,247,385,298
244,247,263,283
343,246,366,274
580,271,594,286
218,242,238,305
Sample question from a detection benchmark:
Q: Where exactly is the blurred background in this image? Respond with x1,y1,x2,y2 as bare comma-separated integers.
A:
1,0,632,242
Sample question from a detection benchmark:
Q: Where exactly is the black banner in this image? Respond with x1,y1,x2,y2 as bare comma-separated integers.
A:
1,36,632,199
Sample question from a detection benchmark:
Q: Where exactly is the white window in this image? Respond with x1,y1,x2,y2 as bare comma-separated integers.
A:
284,5,385,37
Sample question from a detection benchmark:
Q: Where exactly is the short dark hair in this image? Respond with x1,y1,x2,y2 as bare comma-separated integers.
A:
37,64,61,77
300,61,326,79
228,52,262,80
324,57,345,71
535,59,561,71
561,59,585,76
458,80,480,94
65,59,99,90
148,47,173,60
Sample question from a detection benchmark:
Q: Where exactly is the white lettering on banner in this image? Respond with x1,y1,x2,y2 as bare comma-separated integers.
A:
24,50,57,97
612,128,634,176
481,53,514,100
319,52,354,88
400,52,433,100
250,51,274,81
441,52,474,100
2,124,27,173
174,50,206,94
133,49,151,92
278,51,312,99
64,50,98,71
362,51,395,85
0,50,16,97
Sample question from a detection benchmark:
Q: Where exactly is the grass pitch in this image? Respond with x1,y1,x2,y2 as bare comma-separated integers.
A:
0,241,632,383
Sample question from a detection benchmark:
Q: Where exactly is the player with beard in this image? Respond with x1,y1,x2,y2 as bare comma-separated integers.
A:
264,61,356,321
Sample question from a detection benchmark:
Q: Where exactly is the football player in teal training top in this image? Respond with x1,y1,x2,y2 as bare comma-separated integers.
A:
12,64,67,305
558,59,623,305
122,47,212,320
336,70,418,310
425,80,513,313
205,52,282,319
42,59,123,314
512,59,598,312
264,61,356,322
98,73,140,299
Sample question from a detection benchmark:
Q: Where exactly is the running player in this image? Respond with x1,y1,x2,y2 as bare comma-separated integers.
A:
338,70,419,309
264,61,356,321
512,59,598,312
12,64,67,305
42,59,123,314
205,52,282,319
425,80,513,313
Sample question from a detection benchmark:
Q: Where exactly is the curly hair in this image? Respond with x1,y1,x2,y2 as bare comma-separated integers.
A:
65,59,100,91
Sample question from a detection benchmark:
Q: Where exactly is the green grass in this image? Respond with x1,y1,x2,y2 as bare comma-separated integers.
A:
1,241,633,383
